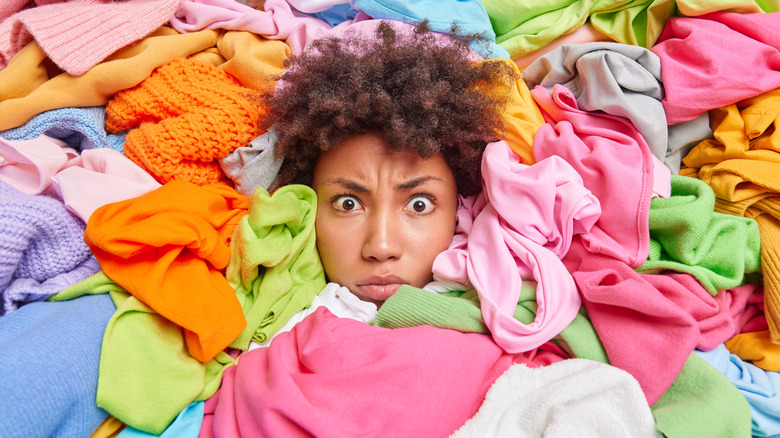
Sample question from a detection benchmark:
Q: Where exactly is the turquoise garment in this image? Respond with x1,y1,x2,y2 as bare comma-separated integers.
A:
118,402,204,438
226,184,326,349
353,0,510,58
636,175,762,294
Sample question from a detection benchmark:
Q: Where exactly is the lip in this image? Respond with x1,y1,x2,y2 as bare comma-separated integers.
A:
355,275,408,301
356,275,408,286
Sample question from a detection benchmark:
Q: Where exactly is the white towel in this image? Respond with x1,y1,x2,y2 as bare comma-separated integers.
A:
451,359,661,438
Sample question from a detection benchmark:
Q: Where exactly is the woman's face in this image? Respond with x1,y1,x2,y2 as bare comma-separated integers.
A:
312,132,458,306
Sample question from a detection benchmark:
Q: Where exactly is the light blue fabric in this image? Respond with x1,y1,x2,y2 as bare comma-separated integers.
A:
315,3,358,26
118,402,204,438
352,0,510,59
0,106,125,152
695,345,780,437
0,294,115,438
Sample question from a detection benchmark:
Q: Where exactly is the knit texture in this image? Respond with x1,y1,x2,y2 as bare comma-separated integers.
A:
1,106,125,152
0,0,182,76
0,181,99,315
637,174,762,293
105,58,264,185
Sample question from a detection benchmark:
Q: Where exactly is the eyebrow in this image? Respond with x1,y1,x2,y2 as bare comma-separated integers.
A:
323,176,444,193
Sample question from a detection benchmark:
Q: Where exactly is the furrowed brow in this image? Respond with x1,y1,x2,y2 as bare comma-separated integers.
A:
325,177,370,193
395,176,443,192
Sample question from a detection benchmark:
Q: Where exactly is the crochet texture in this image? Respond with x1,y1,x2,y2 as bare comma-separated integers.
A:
105,58,264,185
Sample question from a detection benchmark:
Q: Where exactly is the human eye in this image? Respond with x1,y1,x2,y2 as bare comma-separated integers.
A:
332,194,363,212
405,194,435,214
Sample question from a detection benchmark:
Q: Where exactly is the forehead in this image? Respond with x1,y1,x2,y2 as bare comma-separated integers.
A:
312,132,454,187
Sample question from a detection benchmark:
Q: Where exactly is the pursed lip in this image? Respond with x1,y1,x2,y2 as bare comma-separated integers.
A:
356,275,408,287
355,275,408,300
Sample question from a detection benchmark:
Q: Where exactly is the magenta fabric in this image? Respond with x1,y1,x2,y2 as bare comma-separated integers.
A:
565,239,759,405
531,84,653,268
739,289,769,335
651,12,780,124
198,307,565,438
432,140,601,353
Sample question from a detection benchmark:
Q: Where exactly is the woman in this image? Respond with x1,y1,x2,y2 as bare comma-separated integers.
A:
264,19,515,306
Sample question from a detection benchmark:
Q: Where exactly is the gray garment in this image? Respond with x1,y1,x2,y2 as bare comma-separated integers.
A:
219,128,284,196
665,112,713,174
522,42,668,161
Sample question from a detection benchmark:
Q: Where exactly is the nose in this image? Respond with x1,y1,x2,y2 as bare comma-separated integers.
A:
361,209,402,262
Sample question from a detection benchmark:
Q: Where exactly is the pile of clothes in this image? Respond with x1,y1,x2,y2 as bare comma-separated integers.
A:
1,1,779,437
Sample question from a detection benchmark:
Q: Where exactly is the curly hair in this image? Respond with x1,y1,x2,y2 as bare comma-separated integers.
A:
263,20,515,196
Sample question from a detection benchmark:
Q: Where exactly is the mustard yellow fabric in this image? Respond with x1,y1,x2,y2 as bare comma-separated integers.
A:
478,58,545,165
681,88,780,342
0,27,290,130
725,330,780,372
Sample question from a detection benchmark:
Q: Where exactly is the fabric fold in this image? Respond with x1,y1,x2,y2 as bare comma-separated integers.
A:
432,140,600,353
84,181,250,362
226,184,325,349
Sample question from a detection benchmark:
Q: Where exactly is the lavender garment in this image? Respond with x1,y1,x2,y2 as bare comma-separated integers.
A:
0,180,100,314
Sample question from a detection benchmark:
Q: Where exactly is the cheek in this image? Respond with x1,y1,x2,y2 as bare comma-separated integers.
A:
404,216,457,287
315,214,351,283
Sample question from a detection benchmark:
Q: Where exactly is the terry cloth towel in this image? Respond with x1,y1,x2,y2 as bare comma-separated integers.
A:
0,180,99,314
451,359,659,438
0,106,125,152
0,0,183,76
226,184,325,350
0,294,116,438
105,57,264,185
